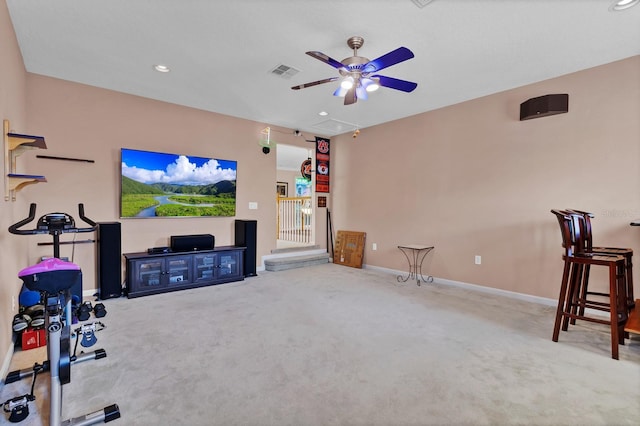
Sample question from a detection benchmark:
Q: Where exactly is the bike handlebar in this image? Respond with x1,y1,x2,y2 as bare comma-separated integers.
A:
8,203,37,235
78,203,97,228
8,203,97,235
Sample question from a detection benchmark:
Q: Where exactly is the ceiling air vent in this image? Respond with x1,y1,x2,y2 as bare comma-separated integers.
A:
410,0,435,8
269,64,300,79
311,119,358,135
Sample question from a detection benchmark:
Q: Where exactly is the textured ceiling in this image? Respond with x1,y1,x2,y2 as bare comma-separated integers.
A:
6,0,640,138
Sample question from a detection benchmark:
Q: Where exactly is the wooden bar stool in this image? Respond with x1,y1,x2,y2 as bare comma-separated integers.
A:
550,209,628,359
566,209,634,315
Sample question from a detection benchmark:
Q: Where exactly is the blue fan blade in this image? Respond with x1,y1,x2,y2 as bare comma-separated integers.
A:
306,51,349,72
362,47,414,73
291,77,338,90
372,75,418,92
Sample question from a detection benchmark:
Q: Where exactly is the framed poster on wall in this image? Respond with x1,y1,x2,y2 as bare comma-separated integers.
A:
277,181,288,197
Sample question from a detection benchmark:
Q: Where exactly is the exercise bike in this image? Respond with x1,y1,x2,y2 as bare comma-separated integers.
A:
4,203,120,425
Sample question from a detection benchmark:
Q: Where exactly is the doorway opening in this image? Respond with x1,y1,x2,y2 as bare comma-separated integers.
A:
276,144,314,249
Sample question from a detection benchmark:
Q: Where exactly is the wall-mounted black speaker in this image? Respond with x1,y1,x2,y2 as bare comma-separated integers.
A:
96,222,122,299
235,220,257,277
520,94,568,121
170,234,215,252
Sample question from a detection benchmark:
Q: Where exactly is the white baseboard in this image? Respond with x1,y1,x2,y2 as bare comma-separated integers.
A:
364,264,558,307
252,261,607,318
1,342,15,389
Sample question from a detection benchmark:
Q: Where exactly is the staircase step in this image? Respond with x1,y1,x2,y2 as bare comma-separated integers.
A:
264,253,329,271
271,245,320,254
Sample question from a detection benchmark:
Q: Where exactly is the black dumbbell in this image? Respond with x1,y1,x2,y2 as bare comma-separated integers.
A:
76,302,92,322
93,303,107,318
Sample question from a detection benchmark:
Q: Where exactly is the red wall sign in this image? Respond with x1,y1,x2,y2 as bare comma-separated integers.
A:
315,137,330,193
300,159,312,180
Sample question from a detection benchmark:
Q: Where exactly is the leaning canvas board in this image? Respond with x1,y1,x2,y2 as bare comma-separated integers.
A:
334,230,366,268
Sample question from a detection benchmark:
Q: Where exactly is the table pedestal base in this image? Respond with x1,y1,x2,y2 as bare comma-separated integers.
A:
397,245,434,286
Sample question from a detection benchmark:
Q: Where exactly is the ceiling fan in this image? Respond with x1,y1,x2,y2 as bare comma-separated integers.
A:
291,36,418,105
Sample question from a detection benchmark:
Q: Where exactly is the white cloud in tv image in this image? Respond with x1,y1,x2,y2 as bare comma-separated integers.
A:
120,148,237,218
122,155,236,185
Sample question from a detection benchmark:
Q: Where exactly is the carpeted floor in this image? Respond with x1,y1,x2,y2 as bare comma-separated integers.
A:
2,263,639,425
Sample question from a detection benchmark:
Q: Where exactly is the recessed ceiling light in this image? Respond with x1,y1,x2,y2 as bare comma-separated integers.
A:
154,64,170,73
609,0,639,11
318,111,329,116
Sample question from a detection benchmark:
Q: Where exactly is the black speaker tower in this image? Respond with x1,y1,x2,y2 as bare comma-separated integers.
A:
96,222,122,299
235,219,257,277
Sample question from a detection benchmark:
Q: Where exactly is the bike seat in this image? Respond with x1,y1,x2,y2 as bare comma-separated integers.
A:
18,258,82,294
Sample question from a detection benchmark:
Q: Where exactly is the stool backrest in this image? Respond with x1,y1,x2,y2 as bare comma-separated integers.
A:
566,209,595,250
550,209,577,256
551,209,594,255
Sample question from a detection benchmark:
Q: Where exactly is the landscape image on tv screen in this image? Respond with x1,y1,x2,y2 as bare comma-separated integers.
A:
120,148,237,218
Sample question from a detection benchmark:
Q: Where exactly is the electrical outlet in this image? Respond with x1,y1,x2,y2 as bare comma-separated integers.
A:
475,255,482,265
372,243,377,251
248,202,258,210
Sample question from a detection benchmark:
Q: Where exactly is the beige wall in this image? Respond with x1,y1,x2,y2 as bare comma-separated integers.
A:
0,0,29,369
331,55,640,300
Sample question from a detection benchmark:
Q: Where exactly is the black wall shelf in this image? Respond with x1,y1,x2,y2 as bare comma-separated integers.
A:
37,239,95,246
36,155,95,163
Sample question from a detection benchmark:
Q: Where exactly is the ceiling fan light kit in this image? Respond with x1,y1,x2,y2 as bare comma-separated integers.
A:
364,78,380,92
340,76,355,90
292,36,418,105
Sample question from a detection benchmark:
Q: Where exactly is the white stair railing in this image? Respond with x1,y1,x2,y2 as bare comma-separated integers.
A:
277,196,312,243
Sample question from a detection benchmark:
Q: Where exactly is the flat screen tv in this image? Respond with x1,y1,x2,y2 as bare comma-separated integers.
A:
120,148,237,218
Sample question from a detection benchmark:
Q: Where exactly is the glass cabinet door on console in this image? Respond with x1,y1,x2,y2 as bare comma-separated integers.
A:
194,251,241,281
194,253,216,282
167,256,192,287
135,258,165,291
128,255,193,293
217,251,240,279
